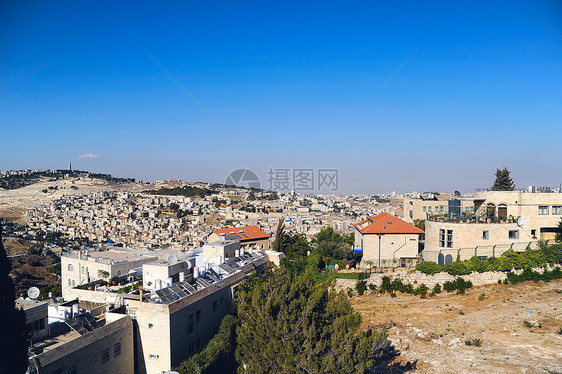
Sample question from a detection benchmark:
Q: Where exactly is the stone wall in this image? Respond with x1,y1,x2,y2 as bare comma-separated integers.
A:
335,265,561,291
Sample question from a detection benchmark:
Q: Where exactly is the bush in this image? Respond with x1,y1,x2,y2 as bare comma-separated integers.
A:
368,283,377,292
443,277,473,294
506,267,562,285
465,338,482,347
415,261,442,275
355,280,367,295
431,283,442,295
416,245,562,276
335,272,371,280
414,284,429,295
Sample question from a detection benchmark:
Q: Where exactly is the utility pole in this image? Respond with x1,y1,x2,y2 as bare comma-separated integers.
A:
377,233,382,269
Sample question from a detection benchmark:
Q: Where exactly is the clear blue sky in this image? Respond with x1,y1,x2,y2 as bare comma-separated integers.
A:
1,1,561,194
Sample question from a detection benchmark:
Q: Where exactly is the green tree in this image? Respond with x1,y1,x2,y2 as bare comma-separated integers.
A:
413,219,425,240
0,222,29,374
312,226,353,261
491,167,515,191
175,315,239,374
271,219,287,253
555,218,562,243
235,268,387,374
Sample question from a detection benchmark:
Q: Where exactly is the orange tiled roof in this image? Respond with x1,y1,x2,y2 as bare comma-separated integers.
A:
353,212,424,235
212,225,270,241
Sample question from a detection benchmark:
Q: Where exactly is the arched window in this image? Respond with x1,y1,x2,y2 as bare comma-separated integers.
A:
68,264,74,272
72,280,75,287
117,270,121,276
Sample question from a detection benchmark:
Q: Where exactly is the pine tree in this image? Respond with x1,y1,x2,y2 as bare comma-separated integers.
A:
0,222,29,374
235,269,387,373
491,167,515,191
271,219,286,253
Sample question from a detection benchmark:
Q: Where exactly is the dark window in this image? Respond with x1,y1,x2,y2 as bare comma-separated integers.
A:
446,230,453,248
439,229,445,247
114,342,121,357
538,206,549,215
213,300,218,312
187,314,194,334
196,337,201,349
188,342,194,354
482,230,489,240
196,309,201,322
509,230,519,239
102,348,110,364
172,273,179,283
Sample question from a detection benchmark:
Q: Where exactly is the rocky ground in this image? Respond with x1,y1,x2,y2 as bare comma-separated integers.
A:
351,280,562,374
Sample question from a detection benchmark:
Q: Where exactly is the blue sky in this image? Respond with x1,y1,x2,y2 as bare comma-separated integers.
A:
1,1,561,194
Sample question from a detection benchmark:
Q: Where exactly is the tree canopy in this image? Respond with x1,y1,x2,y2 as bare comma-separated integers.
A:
235,268,387,374
0,222,29,374
491,167,515,191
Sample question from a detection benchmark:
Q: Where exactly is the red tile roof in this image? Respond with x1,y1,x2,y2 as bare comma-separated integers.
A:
353,212,424,235
212,225,270,241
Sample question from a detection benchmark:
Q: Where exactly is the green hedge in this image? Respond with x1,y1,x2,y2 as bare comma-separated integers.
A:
506,267,562,284
416,245,562,276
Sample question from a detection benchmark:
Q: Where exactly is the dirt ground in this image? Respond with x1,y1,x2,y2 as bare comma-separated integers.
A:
351,280,562,374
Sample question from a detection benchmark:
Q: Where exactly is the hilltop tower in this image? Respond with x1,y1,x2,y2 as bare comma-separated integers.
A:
68,161,72,171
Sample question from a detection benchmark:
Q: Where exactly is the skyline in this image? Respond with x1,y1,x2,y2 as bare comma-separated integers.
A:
1,1,562,194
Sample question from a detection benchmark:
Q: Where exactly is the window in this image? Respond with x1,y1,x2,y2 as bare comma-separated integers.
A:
101,348,110,364
553,206,562,215
446,230,453,248
188,342,194,355
531,229,536,238
196,309,201,322
196,337,201,349
538,206,549,215
72,280,75,287
114,342,121,357
187,314,194,334
68,279,72,286
148,323,153,329
149,354,159,360
423,206,427,212
439,229,445,247
172,273,179,283
213,300,218,312
428,206,432,212
482,230,489,240
68,264,74,271
440,206,445,212
509,230,519,240
32,318,45,332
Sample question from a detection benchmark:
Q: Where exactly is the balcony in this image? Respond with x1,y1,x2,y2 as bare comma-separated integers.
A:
426,213,520,224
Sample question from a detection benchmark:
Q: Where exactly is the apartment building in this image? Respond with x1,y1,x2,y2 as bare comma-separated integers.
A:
61,249,158,298
422,189,562,263
353,213,424,268
61,242,274,374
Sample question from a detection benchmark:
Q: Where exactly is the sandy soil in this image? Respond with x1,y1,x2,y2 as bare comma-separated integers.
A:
351,280,562,374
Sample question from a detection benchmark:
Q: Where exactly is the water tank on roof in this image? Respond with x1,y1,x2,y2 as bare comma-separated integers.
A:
72,304,80,318
166,277,173,287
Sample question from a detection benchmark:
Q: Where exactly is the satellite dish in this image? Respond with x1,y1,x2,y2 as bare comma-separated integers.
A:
28,287,40,299
168,255,177,265
163,254,170,262
517,218,523,227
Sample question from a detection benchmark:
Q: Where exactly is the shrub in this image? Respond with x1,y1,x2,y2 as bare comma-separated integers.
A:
415,261,442,275
431,283,442,296
368,283,377,292
557,327,562,335
414,284,429,295
355,280,367,296
443,277,473,294
478,293,486,301
465,338,482,347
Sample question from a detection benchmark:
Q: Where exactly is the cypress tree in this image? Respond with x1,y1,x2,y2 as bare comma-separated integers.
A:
0,221,29,374
271,219,286,253
491,167,515,191
235,269,387,373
